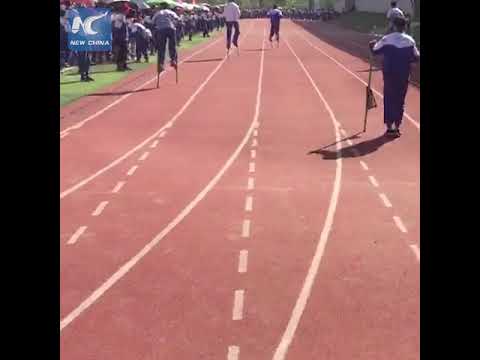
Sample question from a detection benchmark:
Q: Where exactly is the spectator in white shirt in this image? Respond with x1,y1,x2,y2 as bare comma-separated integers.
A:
223,0,241,53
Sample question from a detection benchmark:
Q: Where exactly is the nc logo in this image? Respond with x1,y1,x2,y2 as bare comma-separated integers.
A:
71,12,108,35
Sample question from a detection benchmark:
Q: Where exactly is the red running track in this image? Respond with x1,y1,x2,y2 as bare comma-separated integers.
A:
60,19,419,360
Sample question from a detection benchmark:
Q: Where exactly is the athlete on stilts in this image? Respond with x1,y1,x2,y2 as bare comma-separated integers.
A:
267,4,283,47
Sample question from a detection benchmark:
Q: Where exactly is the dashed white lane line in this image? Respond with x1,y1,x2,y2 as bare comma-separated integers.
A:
138,151,150,161
360,161,369,171
245,196,253,212
238,250,249,273
67,226,88,245
368,175,379,188
249,162,256,173
346,139,353,146
247,177,255,190
112,181,126,193
150,140,159,148
409,244,420,262
242,219,251,238
159,131,167,138
273,38,344,360
232,290,245,320
379,193,393,208
252,138,258,147
227,345,240,360
59,24,266,332
253,129,258,137
127,165,138,176
393,216,408,233
91,201,109,216
251,149,256,159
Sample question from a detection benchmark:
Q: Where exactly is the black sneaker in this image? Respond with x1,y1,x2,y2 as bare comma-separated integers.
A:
385,128,396,136
86,76,95,82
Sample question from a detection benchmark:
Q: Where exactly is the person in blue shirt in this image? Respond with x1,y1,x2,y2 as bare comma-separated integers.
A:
369,16,419,137
267,5,283,43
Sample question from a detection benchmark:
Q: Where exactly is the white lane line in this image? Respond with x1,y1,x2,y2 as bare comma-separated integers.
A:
273,39,343,360
249,162,256,173
252,138,258,147
67,226,88,245
378,193,392,208
112,181,126,193
59,23,259,200
138,151,150,161
242,219,251,238
251,149,256,159
159,131,167,138
297,30,420,130
150,140,159,148
340,129,347,137
227,346,240,360
346,139,353,146
59,25,266,332
232,290,245,320
247,177,255,190
253,129,258,137
409,244,420,262
368,175,379,188
60,132,69,139
91,201,109,216
127,165,138,176
238,250,249,273
393,216,408,233
245,196,253,212
59,37,225,137
360,161,369,171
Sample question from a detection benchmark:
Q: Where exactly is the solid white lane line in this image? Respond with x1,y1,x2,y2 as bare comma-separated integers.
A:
368,175,379,188
238,250,249,273
59,25,260,200
59,25,266,332
379,193,393,208
60,132,69,139
127,165,138,176
273,39,343,360
393,216,408,233
91,201,109,216
159,131,167,138
67,226,87,245
59,37,225,136
232,290,245,320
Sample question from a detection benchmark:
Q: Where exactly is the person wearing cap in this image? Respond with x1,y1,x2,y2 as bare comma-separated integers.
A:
152,1,179,72
386,1,404,33
369,16,420,137
267,4,283,43
223,0,241,53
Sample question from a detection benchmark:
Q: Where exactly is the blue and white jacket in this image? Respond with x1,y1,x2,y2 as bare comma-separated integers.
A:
372,32,420,79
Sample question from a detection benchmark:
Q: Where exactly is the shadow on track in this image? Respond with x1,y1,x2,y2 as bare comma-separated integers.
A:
87,87,156,97
184,58,224,63
308,133,398,159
